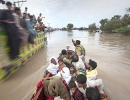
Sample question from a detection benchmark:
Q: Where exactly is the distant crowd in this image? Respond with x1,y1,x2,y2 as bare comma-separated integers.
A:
0,1,46,59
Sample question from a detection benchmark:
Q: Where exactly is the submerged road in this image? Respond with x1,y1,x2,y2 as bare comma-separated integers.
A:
0,31,130,100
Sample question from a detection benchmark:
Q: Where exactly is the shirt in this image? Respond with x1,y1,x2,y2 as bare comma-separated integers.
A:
56,67,71,84
46,63,58,75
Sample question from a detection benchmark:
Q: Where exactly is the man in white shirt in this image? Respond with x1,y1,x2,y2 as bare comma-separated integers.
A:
56,59,71,85
44,57,58,78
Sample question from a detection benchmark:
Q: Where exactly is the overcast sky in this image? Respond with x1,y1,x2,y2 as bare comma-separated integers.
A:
10,0,130,27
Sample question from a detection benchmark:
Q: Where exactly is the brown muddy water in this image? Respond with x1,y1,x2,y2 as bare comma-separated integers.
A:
0,30,130,100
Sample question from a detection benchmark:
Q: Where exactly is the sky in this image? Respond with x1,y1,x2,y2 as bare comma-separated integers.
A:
8,0,130,28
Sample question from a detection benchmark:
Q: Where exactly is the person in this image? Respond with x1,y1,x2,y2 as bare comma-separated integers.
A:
55,59,71,85
14,7,28,46
37,13,44,24
1,2,27,59
86,87,101,100
72,39,86,57
72,39,87,69
86,59,106,98
86,59,98,80
72,56,85,71
33,77,71,100
68,79,85,100
58,49,72,67
44,57,58,78
23,13,37,44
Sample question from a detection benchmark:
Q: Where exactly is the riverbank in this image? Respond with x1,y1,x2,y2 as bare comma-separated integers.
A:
112,26,130,33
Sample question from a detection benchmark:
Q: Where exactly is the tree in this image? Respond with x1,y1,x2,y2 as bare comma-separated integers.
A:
67,23,74,30
100,19,108,30
88,23,97,32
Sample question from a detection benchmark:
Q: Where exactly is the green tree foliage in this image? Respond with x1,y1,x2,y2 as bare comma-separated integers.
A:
67,23,74,30
99,8,130,33
88,23,97,32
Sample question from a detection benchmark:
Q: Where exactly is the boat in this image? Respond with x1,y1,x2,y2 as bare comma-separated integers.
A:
0,9,45,81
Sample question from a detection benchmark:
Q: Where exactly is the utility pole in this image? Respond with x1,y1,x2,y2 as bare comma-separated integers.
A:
14,0,27,8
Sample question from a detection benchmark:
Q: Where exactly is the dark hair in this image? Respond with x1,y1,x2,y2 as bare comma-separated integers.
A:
61,49,67,55
58,59,63,63
0,0,5,4
76,74,87,84
68,79,76,89
6,1,12,6
15,7,21,11
76,40,80,45
88,59,97,70
86,87,100,100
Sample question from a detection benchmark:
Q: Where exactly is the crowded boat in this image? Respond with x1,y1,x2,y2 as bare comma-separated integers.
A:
32,39,108,100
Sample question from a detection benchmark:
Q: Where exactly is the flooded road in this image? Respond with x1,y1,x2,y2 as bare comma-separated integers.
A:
0,30,130,100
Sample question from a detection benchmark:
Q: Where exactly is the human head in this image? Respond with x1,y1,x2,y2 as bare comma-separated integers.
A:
68,79,77,94
86,87,101,100
6,1,12,10
0,0,5,4
88,59,97,70
58,59,64,66
25,7,28,11
76,40,81,45
39,13,42,16
76,74,87,89
14,7,21,16
50,58,57,65
61,49,67,55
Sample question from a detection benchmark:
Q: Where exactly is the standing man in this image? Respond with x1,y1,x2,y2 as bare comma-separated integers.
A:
72,39,87,69
72,39,86,57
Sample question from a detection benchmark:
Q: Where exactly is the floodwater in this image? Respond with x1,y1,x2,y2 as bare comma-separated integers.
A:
0,30,130,100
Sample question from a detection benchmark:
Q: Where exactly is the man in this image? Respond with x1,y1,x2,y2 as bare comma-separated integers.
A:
86,59,106,98
72,39,86,56
2,2,22,59
44,57,58,78
56,59,71,85
69,74,87,100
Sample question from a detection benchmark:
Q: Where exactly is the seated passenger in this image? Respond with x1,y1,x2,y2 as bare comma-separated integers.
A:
55,59,71,85
86,59,98,80
86,59,106,97
86,87,101,100
68,79,85,100
44,57,58,78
